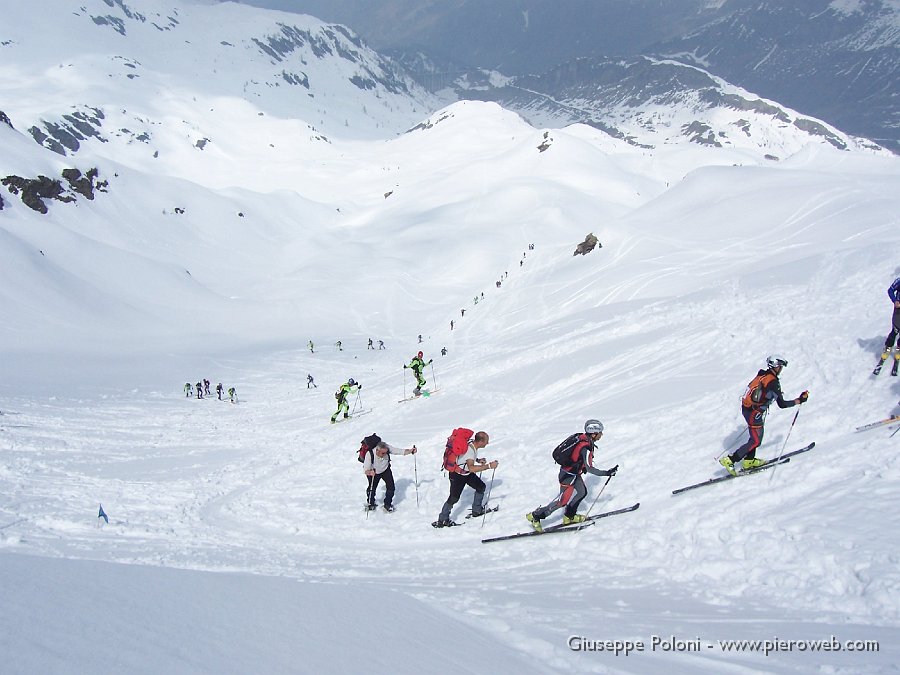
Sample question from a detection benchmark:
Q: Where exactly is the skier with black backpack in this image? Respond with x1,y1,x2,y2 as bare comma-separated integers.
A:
526,419,617,533
719,355,808,475
357,433,417,512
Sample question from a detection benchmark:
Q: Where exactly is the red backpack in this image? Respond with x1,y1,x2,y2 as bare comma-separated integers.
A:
442,428,474,473
357,433,382,463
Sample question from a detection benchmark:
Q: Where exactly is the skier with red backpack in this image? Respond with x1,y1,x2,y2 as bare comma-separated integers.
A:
433,429,498,528
526,419,618,533
719,355,809,476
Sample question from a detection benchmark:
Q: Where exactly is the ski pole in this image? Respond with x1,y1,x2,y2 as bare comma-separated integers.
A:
481,466,496,529
769,407,801,483
413,451,419,507
583,473,614,520
351,391,361,415
430,361,438,391
366,473,374,520
892,425,900,439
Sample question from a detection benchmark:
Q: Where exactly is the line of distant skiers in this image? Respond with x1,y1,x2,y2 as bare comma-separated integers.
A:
184,379,236,403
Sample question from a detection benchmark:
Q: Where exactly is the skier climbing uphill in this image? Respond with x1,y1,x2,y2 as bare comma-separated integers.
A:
331,378,361,423
404,351,432,396
719,355,808,475
526,419,617,533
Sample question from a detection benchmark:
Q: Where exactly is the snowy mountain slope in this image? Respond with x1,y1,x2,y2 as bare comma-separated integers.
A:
3,97,900,672
2,2,900,673
0,0,438,160
438,55,887,157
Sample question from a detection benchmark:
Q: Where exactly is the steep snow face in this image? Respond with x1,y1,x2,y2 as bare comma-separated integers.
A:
1,3,900,673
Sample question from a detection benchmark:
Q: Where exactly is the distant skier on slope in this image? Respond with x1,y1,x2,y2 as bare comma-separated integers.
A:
403,351,433,396
307,374,317,389
719,355,808,476
331,378,361,423
526,419,617,533
184,382,193,398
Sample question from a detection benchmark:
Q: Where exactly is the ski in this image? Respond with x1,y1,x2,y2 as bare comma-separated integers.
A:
672,442,816,496
481,503,640,544
465,505,500,519
855,415,900,432
334,409,373,423
892,354,899,376
873,349,891,376
398,389,438,403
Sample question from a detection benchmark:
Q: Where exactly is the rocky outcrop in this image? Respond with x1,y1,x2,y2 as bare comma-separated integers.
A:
2,167,107,213
574,233,601,256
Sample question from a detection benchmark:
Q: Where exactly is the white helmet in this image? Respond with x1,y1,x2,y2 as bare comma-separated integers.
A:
766,355,788,370
584,419,604,434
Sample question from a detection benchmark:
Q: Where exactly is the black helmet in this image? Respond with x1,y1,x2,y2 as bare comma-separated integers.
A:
348,378,356,385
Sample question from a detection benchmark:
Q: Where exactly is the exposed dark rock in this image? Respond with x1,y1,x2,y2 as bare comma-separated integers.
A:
195,138,209,150
0,110,13,129
2,175,66,214
2,167,106,213
574,233,601,256
62,167,107,200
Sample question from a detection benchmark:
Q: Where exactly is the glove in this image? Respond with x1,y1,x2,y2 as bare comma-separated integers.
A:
606,465,618,477
798,390,809,404
358,384,362,389
428,359,433,365
403,365,408,369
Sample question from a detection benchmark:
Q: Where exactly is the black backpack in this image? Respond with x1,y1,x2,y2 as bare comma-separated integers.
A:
357,433,382,463
552,433,583,466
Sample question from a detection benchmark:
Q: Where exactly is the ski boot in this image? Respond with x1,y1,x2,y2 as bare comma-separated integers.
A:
383,505,395,513
525,512,543,533
562,514,587,526
719,456,737,476
431,519,458,528
365,503,377,512
742,457,766,470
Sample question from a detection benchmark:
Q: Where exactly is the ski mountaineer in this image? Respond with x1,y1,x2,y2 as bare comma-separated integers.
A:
196,381,203,399
435,431,497,527
719,355,809,476
403,351,433,396
216,382,223,400
331,378,361,423
879,276,900,365
526,419,617,533
363,441,417,512
307,374,317,389
368,338,374,350
227,387,236,403
184,382,192,398
308,340,314,353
